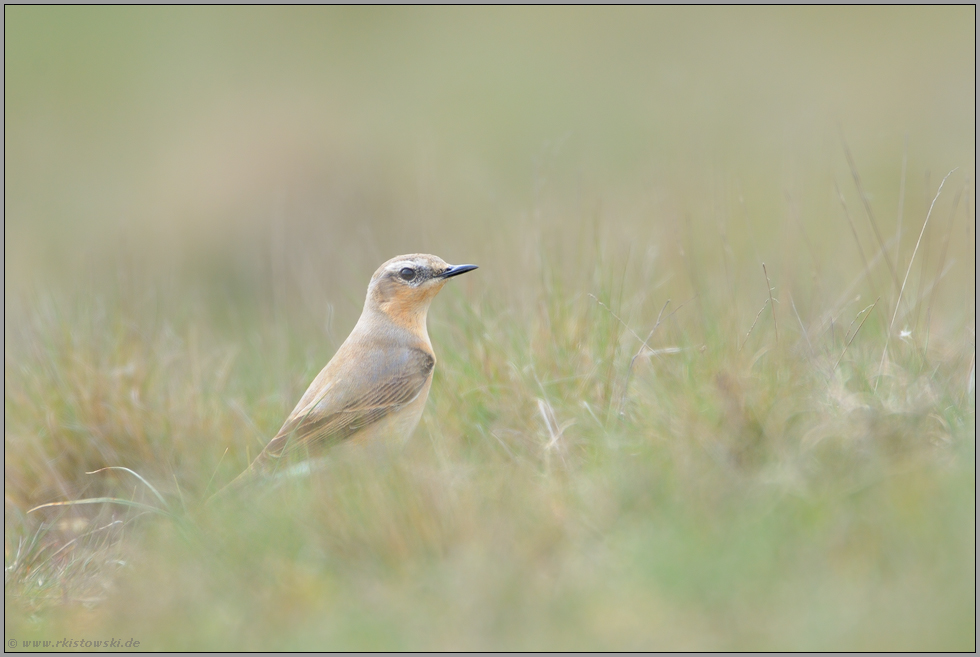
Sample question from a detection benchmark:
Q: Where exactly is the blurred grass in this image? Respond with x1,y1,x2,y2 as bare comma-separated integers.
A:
5,6,976,651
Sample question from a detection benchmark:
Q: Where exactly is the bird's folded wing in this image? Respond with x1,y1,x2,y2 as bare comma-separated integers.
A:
257,347,434,465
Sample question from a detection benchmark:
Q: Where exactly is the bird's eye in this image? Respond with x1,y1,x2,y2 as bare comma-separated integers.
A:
399,267,416,281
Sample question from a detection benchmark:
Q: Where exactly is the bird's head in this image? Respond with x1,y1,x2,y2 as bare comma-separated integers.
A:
365,254,478,330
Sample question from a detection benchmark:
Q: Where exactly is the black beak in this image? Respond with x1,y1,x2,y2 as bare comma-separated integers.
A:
439,264,478,279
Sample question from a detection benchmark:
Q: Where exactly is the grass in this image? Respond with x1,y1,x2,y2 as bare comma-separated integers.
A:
4,6,976,651
5,201,975,649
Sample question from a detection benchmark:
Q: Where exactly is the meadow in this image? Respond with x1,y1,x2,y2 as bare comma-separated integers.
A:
5,7,975,650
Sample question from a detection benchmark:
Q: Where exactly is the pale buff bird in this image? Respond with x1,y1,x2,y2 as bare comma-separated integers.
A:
215,254,477,496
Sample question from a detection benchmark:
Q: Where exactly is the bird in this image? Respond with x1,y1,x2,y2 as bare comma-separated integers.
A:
213,253,477,497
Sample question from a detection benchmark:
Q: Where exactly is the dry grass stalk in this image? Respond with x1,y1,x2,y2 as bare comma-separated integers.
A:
618,299,670,415
876,168,957,389
762,263,778,346
836,181,880,305
840,129,901,292
834,297,880,371
738,298,770,354
789,294,813,355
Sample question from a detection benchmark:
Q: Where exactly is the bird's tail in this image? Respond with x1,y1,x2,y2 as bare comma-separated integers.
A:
204,456,266,506
205,449,319,506
205,472,245,506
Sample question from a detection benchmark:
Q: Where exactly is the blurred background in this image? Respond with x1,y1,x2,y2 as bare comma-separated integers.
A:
6,6,973,305
4,6,975,650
